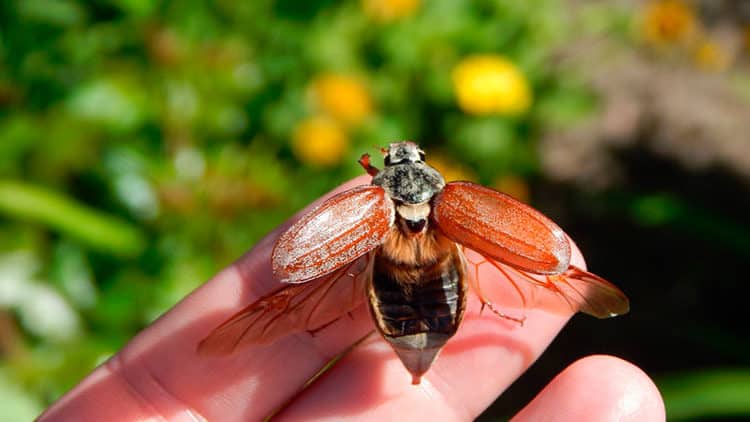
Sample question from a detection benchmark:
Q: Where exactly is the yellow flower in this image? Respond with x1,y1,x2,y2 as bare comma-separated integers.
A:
493,175,530,203
292,116,349,167
427,154,476,182
451,55,532,116
642,0,697,46
309,74,373,127
362,0,421,22
693,40,732,71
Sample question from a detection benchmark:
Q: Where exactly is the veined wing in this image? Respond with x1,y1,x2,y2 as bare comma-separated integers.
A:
198,255,372,355
463,248,629,319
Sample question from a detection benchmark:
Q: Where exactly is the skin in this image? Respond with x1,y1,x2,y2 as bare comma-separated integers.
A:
39,176,665,422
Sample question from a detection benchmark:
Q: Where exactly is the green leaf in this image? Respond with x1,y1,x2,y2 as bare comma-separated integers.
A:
0,181,146,257
67,78,149,132
0,370,43,421
659,369,750,420
17,0,85,27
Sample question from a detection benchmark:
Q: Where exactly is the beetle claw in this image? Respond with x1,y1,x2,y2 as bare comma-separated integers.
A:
483,301,525,326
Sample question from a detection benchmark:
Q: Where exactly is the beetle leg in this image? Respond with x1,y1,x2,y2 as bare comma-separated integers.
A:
462,246,526,325
480,300,526,326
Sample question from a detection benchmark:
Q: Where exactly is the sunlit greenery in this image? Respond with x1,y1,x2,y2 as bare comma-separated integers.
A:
0,0,748,419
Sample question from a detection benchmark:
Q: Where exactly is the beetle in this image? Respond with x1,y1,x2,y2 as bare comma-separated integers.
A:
198,141,629,385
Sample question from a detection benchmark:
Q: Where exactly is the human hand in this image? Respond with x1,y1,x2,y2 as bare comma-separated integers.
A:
39,176,665,421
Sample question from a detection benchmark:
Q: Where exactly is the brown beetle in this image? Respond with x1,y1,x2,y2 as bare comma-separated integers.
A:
199,141,629,384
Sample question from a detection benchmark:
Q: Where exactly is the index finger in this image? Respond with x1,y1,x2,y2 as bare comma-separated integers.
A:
39,176,378,422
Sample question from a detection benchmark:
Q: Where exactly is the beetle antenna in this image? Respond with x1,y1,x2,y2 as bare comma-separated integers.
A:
358,153,379,176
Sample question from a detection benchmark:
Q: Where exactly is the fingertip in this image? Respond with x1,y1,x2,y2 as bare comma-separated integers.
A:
513,355,665,422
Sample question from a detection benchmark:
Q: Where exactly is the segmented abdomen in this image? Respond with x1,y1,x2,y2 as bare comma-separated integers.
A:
369,251,466,340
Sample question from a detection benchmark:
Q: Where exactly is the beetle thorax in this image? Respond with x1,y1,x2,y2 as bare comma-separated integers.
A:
371,141,446,235
372,142,445,204
373,163,444,203
373,142,445,209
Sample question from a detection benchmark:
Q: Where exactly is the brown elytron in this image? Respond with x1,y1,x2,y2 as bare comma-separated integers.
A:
198,141,630,385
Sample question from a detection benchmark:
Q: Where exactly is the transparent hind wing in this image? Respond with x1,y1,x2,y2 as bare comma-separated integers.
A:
198,255,371,355
463,247,628,319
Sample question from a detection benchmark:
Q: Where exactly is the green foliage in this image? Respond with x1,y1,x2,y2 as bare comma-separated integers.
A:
0,369,43,421
659,369,750,420
618,192,750,255
6,0,733,417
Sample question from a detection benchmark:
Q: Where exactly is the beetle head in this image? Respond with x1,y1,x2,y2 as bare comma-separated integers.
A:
384,142,426,166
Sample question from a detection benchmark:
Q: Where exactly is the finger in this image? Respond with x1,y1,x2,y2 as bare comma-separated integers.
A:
512,355,666,422
40,176,377,422
274,242,589,420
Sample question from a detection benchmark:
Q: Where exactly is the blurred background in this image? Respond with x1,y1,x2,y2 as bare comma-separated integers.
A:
0,0,749,420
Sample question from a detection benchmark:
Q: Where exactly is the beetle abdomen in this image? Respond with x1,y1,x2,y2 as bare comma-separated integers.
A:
368,249,467,384
372,266,462,337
